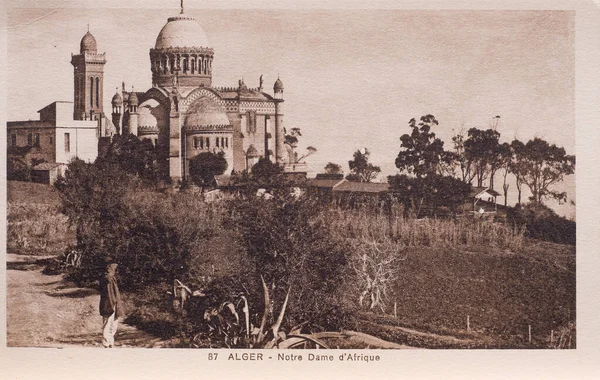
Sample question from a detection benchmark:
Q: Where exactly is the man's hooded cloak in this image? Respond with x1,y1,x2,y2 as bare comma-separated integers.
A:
99,263,124,318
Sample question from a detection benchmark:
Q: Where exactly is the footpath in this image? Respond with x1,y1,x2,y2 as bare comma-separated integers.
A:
6,253,166,348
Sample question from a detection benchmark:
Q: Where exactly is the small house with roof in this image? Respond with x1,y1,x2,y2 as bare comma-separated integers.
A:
470,187,501,214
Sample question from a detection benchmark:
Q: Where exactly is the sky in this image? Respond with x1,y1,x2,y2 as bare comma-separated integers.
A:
5,5,575,217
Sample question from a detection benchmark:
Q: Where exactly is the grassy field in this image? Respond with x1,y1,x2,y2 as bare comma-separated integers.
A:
7,180,576,348
357,242,575,348
7,181,75,255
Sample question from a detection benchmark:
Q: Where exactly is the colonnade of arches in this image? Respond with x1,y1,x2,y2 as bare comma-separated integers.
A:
151,53,213,76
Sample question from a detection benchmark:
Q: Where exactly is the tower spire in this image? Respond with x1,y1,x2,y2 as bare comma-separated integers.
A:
180,0,184,14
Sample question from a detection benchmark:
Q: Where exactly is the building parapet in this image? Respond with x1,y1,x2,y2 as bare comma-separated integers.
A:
184,124,234,133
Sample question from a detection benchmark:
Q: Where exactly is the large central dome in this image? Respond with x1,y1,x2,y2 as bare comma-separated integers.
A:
155,15,210,49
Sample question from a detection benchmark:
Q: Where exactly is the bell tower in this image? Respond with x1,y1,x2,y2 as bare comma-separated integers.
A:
71,28,107,120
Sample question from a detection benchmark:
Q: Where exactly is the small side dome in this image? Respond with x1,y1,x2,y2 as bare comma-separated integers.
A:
246,145,258,157
80,31,97,54
128,91,139,106
273,77,284,92
111,91,123,106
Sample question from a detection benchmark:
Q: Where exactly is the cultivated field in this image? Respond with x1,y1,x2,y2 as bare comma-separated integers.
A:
6,180,576,348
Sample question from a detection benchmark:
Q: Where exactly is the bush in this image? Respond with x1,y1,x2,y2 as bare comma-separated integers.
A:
222,194,355,331
55,158,223,290
507,203,575,245
7,157,31,182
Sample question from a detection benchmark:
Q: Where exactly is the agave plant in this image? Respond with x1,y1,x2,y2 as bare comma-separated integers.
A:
192,275,407,349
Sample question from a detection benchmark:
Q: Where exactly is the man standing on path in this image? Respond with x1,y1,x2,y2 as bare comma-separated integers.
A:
99,257,124,348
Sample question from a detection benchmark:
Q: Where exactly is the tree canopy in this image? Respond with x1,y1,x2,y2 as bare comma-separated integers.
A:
96,133,162,183
463,128,501,188
512,138,575,204
346,148,381,183
188,151,228,188
324,162,343,175
396,115,454,178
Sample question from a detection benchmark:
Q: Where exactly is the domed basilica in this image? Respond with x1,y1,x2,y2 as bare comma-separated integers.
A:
75,7,287,181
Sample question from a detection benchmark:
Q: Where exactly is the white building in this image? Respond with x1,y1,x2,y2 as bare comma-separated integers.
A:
7,101,100,165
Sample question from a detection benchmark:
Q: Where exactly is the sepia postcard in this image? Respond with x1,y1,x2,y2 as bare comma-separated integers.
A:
1,0,599,379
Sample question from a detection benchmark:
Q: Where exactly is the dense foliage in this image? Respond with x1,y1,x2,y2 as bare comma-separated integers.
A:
388,174,471,217
96,134,163,183
395,115,454,178
188,151,228,188
7,157,32,181
54,158,218,290
346,148,381,183
224,195,354,330
507,203,576,245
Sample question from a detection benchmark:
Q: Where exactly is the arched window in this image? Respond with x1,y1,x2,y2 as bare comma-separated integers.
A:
206,137,210,148
90,77,94,108
221,137,224,148
95,77,100,108
216,137,219,148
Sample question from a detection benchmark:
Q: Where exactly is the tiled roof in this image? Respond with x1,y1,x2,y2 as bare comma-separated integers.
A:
32,162,63,171
315,173,344,180
333,180,390,193
470,187,501,197
307,178,344,189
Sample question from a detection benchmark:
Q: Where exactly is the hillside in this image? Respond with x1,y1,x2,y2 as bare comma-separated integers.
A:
8,180,61,205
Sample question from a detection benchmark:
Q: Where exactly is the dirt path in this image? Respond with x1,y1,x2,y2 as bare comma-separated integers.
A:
6,254,167,348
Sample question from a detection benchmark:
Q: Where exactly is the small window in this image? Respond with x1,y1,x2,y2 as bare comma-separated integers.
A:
199,137,203,149
216,137,219,148
221,137,225,148
154,138,158,146
193,137,199,149
34,133,40,147
206,137,210,148
11,134,16,147
64,133,71,152
27,133,33,146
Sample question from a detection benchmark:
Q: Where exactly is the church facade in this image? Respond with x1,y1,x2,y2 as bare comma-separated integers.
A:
105,11,287,181
9,9,293,182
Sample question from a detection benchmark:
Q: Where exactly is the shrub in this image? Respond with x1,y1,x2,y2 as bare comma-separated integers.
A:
507,203,575,245
222,194,355,331
188,151,228,188
7,157,31,182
